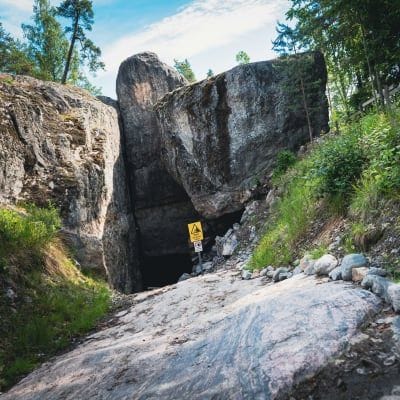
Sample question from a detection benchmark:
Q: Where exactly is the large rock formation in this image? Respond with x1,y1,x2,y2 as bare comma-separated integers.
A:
156,52,329,218
0,74,141,292
116,52,200,258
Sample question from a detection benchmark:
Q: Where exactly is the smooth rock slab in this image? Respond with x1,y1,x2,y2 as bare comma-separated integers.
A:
2,274,381,400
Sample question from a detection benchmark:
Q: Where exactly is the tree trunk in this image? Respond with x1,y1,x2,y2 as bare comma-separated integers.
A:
300,76,313,142
61,13,80,84
359,23,379,110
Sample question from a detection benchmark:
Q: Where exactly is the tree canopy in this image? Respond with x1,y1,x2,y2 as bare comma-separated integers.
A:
275,0,400,114
0,0,103,95
174,59,196,83
235,50,250,65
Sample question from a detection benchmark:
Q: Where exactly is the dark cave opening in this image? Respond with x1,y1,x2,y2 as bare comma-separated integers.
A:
139,209,245,290
141,254,193,289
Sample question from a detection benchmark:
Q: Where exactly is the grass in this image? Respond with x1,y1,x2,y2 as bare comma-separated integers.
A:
0,205,111,391
250,158,319,268
250,105,400,270
308,244,329,260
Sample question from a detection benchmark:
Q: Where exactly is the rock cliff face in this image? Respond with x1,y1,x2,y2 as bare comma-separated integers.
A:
116,52,200,260
0,74,141,292
156,52,329,218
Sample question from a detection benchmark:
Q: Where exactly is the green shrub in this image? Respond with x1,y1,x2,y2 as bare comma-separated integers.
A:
273,150,297,178
309,132,365,200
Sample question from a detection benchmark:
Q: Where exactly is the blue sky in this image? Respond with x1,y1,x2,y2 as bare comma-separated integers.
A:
0,0,290,97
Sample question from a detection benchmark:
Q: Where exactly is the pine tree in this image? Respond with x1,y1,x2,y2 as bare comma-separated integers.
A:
173,59,196,82
56,0,104,84
235,51,250,65
0,23,34,75
22,0,68,82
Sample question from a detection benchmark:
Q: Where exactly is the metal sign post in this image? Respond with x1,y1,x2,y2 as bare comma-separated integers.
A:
188,222,204,275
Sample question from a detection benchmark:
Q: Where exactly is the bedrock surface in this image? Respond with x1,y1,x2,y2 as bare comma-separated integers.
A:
2,274,381,400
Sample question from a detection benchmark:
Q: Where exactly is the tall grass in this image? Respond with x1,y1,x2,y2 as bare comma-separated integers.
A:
0,205,111,390
250,106,400,270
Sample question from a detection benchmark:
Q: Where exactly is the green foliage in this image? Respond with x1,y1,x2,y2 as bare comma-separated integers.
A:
206,69,214,78
235,50,250,65
174,59,196,83
251,105,400,269
281,0,400,113
1,265,110,389
250,161,318,268
0,23,35,76
22,0,68,82
57,0,104,84
0,204,111,390
310,132,365,199
273,150,297,178
308,244,329,259
0,204,61,265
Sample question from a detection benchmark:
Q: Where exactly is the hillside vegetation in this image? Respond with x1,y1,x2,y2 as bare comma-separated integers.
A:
251,103,400,278
0,204,111,390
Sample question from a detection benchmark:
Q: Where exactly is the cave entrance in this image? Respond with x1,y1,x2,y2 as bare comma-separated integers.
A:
141,254,193,289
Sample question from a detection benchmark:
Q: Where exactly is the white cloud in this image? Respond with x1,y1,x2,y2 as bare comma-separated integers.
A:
0,0,32,12
98,0,289,87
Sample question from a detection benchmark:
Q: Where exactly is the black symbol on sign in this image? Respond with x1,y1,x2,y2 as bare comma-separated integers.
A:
191,224,201,234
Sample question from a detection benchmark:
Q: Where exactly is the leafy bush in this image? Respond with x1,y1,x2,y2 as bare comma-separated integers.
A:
309,132,365,200
273,150,297,178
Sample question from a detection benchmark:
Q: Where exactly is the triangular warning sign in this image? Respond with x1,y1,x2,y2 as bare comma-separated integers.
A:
191,224,201,234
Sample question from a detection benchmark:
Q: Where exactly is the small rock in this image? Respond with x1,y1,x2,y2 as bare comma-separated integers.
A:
299,255,315,272
368,267,388,277
266,190,277,207
387,283,400,312
329,267,342,281
259,268,268,277
304,264,316,276
266,270,275,278
352,267,369,282
376,316,394,324
203,262,213,271
314,254,338,276
273,267,288,282
279,272,293,281
251,270,260,279
361,275,389,300
178,273,191,282
241,270,252,280
341,254,367,281
383,355,396,366
5,288,16,300
292,266,302,275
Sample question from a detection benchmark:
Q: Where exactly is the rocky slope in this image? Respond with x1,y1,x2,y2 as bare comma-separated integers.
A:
0,273,385,400
0,74,140,292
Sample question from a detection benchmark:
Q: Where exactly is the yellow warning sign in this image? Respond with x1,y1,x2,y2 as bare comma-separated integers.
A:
188,221,203,242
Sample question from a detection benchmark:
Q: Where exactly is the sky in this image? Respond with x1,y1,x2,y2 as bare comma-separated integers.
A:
0,0,290,97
